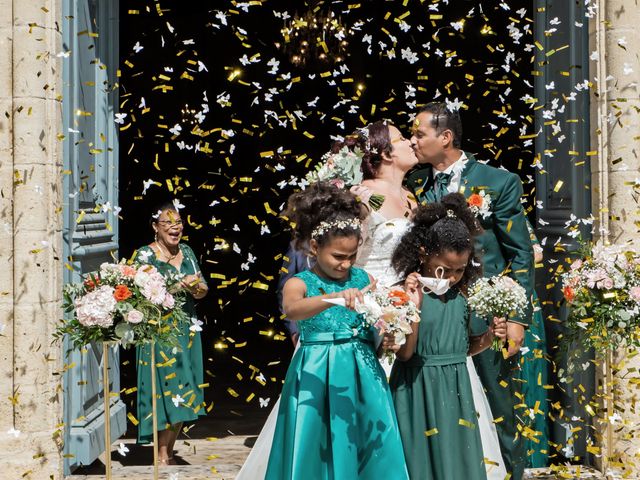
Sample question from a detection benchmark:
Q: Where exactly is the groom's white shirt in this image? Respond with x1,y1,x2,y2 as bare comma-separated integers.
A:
431,151,468,193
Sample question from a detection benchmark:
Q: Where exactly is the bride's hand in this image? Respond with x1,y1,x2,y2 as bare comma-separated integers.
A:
350,185,374,206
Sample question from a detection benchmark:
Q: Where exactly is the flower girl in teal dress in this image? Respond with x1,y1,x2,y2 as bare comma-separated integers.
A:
265,182,409,480
389,193,507,480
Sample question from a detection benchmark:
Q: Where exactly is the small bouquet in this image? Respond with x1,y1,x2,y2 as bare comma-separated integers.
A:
467,275,528,351
305,146,385,210
466,190,492,219
561,242,640,353
55,261,189,350
355,286,421,362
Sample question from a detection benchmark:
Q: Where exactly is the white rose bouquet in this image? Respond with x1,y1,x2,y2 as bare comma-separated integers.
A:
467,275,528,351
55,261,189,349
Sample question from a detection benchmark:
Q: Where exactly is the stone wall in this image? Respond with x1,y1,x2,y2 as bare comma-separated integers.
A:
589,0,640,476
0,1,64,478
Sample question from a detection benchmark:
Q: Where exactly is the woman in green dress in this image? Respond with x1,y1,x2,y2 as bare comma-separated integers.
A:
134,201,208,465
522,221,549,467
390,194,507,480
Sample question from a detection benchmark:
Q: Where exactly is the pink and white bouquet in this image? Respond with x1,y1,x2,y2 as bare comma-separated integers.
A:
467,275,528,351
561,242,640,353
56,261,189,349
355,286,421,361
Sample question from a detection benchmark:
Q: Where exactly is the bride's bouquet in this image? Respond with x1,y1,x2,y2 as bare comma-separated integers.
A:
355,286,421,361
467,275,528,351
55,261,189,349
305,146,385,210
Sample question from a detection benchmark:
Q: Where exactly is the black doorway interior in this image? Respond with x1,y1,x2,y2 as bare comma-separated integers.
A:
117,0,535,440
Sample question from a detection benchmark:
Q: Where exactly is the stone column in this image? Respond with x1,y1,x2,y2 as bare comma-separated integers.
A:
0,1,63,478
590,0,640,476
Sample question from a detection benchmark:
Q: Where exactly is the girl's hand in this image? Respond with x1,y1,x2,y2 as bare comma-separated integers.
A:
330,287,364,310
381,332,401,353
491,316,508,341
404,272,422,306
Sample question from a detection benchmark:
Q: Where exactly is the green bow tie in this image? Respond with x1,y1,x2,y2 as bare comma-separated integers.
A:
434,172,452,201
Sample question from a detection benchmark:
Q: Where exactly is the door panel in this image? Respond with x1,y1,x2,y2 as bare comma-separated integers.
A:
61,0,122,474
534,0,593,463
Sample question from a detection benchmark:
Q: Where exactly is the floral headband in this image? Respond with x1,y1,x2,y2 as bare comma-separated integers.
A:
311,218,362,239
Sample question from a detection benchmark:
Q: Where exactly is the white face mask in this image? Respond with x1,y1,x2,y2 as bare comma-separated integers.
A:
418,266,450,296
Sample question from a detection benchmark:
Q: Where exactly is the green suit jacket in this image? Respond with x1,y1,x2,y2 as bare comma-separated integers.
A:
406,152,534,326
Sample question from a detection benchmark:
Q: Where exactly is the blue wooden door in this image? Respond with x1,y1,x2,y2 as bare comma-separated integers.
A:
61,0,125,474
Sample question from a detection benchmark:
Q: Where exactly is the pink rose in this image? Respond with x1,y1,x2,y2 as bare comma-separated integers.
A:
570,259,583,271
601,277,614,289
126,309,144,324
162,293,175,309
630,286,640,302
374,318,388,332
120,265,137,277
329,178,345,189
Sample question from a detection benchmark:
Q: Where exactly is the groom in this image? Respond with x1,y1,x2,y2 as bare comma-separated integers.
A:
406,102,534,480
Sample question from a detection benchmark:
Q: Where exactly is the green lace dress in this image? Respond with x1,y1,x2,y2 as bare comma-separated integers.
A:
134,243,206,444
265,267,409,479
390,289,487,480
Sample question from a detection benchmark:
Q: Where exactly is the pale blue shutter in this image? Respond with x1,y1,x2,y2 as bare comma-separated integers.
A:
61,0,125,474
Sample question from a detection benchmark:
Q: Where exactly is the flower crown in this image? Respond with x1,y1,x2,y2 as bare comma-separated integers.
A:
311,218,361,239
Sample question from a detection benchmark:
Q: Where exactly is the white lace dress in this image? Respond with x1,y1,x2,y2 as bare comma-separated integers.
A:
237,211,506,480
355,211,410,287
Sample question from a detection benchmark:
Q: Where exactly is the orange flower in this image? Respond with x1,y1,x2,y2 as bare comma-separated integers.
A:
563,286,575,303
84,277,100,290
114,284,132,301
467,194,483,208
389,289,410,306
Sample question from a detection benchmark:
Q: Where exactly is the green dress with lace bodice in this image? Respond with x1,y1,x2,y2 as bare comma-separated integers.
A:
265,267,409,479
134,243,206,444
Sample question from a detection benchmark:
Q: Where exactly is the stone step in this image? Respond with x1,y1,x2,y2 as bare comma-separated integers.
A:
524,466,604,479
66,436,605,480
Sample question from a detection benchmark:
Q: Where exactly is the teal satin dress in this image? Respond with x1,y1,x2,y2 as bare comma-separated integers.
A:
265,267,409,480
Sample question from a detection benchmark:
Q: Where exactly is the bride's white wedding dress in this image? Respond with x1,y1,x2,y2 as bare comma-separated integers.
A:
237,210,506,479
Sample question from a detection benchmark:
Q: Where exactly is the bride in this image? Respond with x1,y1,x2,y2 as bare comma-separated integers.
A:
237,121,506,479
